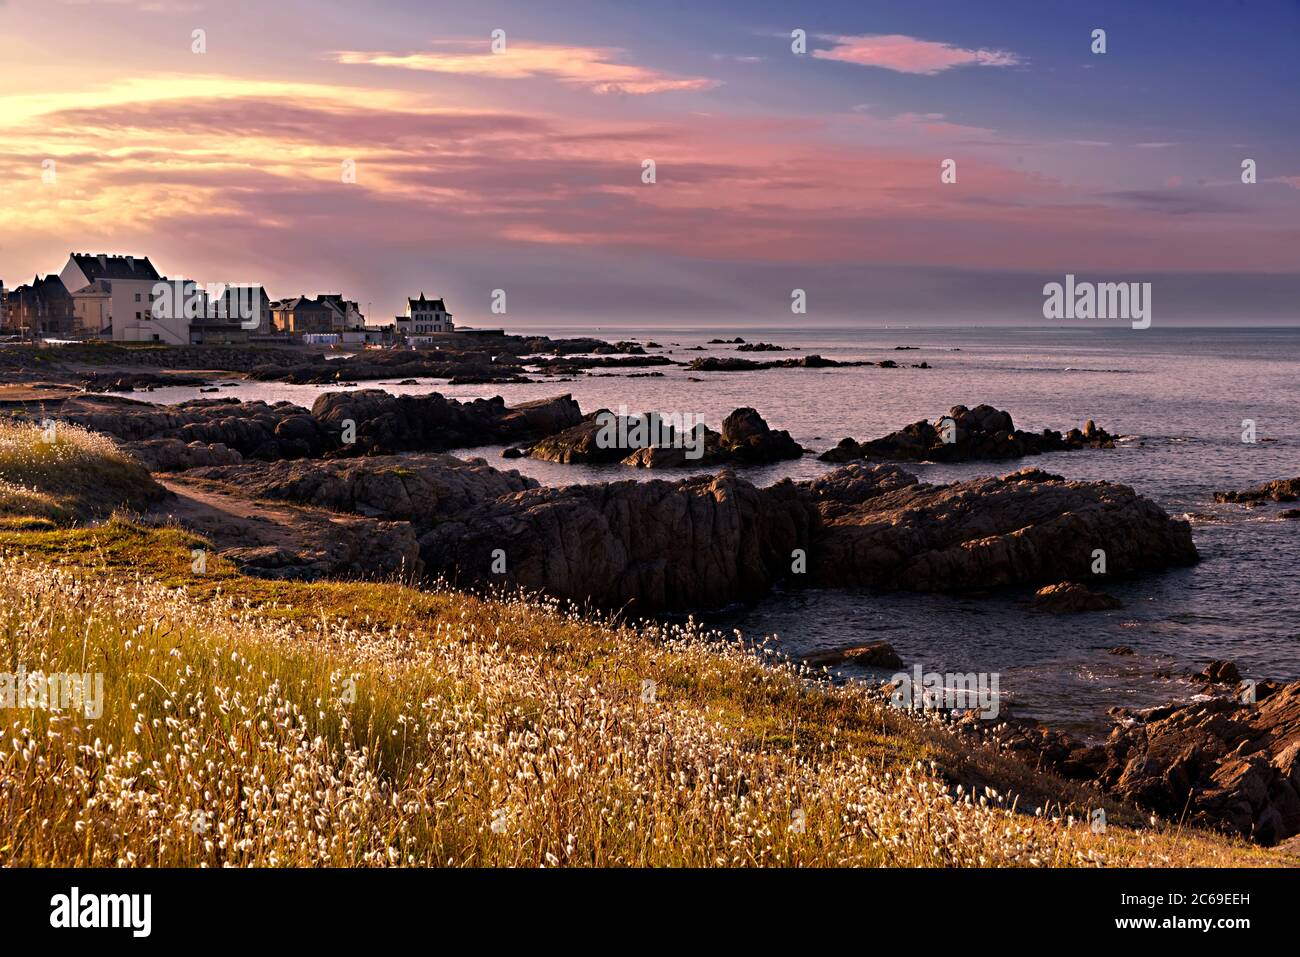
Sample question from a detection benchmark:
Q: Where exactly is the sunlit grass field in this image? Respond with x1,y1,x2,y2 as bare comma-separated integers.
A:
0,515,1284,867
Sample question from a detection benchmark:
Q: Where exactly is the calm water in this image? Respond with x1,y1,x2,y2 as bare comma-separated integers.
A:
142,325,1300,735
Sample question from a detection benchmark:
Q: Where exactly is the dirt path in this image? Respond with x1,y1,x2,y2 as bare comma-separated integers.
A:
146,476,420,581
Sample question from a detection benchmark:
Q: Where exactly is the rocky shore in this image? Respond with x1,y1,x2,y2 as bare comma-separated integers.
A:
821,404,1116,463
27,391,1191,607
17,382,1197,605
957,674,1300,846
26,380,1300,848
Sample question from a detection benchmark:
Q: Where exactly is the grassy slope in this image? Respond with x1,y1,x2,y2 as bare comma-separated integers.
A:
0,517,1286,867
0,419,162,526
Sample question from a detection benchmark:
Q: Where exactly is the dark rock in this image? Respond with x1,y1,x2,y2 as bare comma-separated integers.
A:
419,470,816,611
809,465,1197,592
1215,478,1300,504
312,390,583,455
820,404,1117,464
126,439,243,472
183,453,537,525
803,640,903,669
531,407,802,469
1032,582,1124,613
1192,660,1243,684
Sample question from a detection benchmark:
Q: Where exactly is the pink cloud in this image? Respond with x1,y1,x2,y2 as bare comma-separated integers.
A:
7,84,1299,313
335,40,718,95
813,34,1022,75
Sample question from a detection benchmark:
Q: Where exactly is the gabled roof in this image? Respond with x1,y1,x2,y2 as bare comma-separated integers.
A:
408,292,447,311
69,253,161,282
278,296,329,310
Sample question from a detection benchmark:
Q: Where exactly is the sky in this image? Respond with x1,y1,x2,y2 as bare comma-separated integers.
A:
1,0,1298,326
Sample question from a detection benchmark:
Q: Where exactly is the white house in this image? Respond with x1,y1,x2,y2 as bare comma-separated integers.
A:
58,253,184,343
396,293,453,336
70,280,113,337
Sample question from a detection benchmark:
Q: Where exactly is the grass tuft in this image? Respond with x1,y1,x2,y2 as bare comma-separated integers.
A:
0,418,162,523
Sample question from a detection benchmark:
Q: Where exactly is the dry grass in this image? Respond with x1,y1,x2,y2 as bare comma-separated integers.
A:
0,519,1286,868
0,417,161,524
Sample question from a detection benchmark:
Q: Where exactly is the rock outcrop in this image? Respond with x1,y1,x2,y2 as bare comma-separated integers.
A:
808,466,1195,592
51,395,334,462
962,681,1300,846
803,640,903,669
418,471,817,610
528,407,803,469
312,390,582,456
689,354,873,372
125,445,1195,613
1214,477,1300,504
184,453,537,524
125,439,244,472
821,405,1116,463
408,461,1195,611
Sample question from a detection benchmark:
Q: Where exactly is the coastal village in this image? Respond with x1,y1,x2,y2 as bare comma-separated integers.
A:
0,251,479,348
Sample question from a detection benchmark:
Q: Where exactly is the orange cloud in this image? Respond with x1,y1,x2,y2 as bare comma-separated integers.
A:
813,34,1022,75
335,40,719,95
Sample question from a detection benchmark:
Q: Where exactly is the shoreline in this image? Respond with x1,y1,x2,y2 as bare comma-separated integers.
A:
2,335,1298,849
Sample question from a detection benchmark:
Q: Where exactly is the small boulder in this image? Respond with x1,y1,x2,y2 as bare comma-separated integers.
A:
1032,582,1124,613
1192,660,1242,684
803,640,903,669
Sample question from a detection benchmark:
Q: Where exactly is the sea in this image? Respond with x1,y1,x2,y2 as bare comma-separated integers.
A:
138,324,1300,736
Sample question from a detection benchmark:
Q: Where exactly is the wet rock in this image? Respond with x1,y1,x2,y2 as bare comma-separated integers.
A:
1032,582,1124,613
1215,477,1300,504
1191,660,1243,684
820,404,1117,464
718,408,803,464
688,354,872,372
530,407,802,469
1108,645,1137,656
803,640,903,669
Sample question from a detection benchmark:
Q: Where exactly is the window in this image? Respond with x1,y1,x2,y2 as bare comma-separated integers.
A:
135,293,142,302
